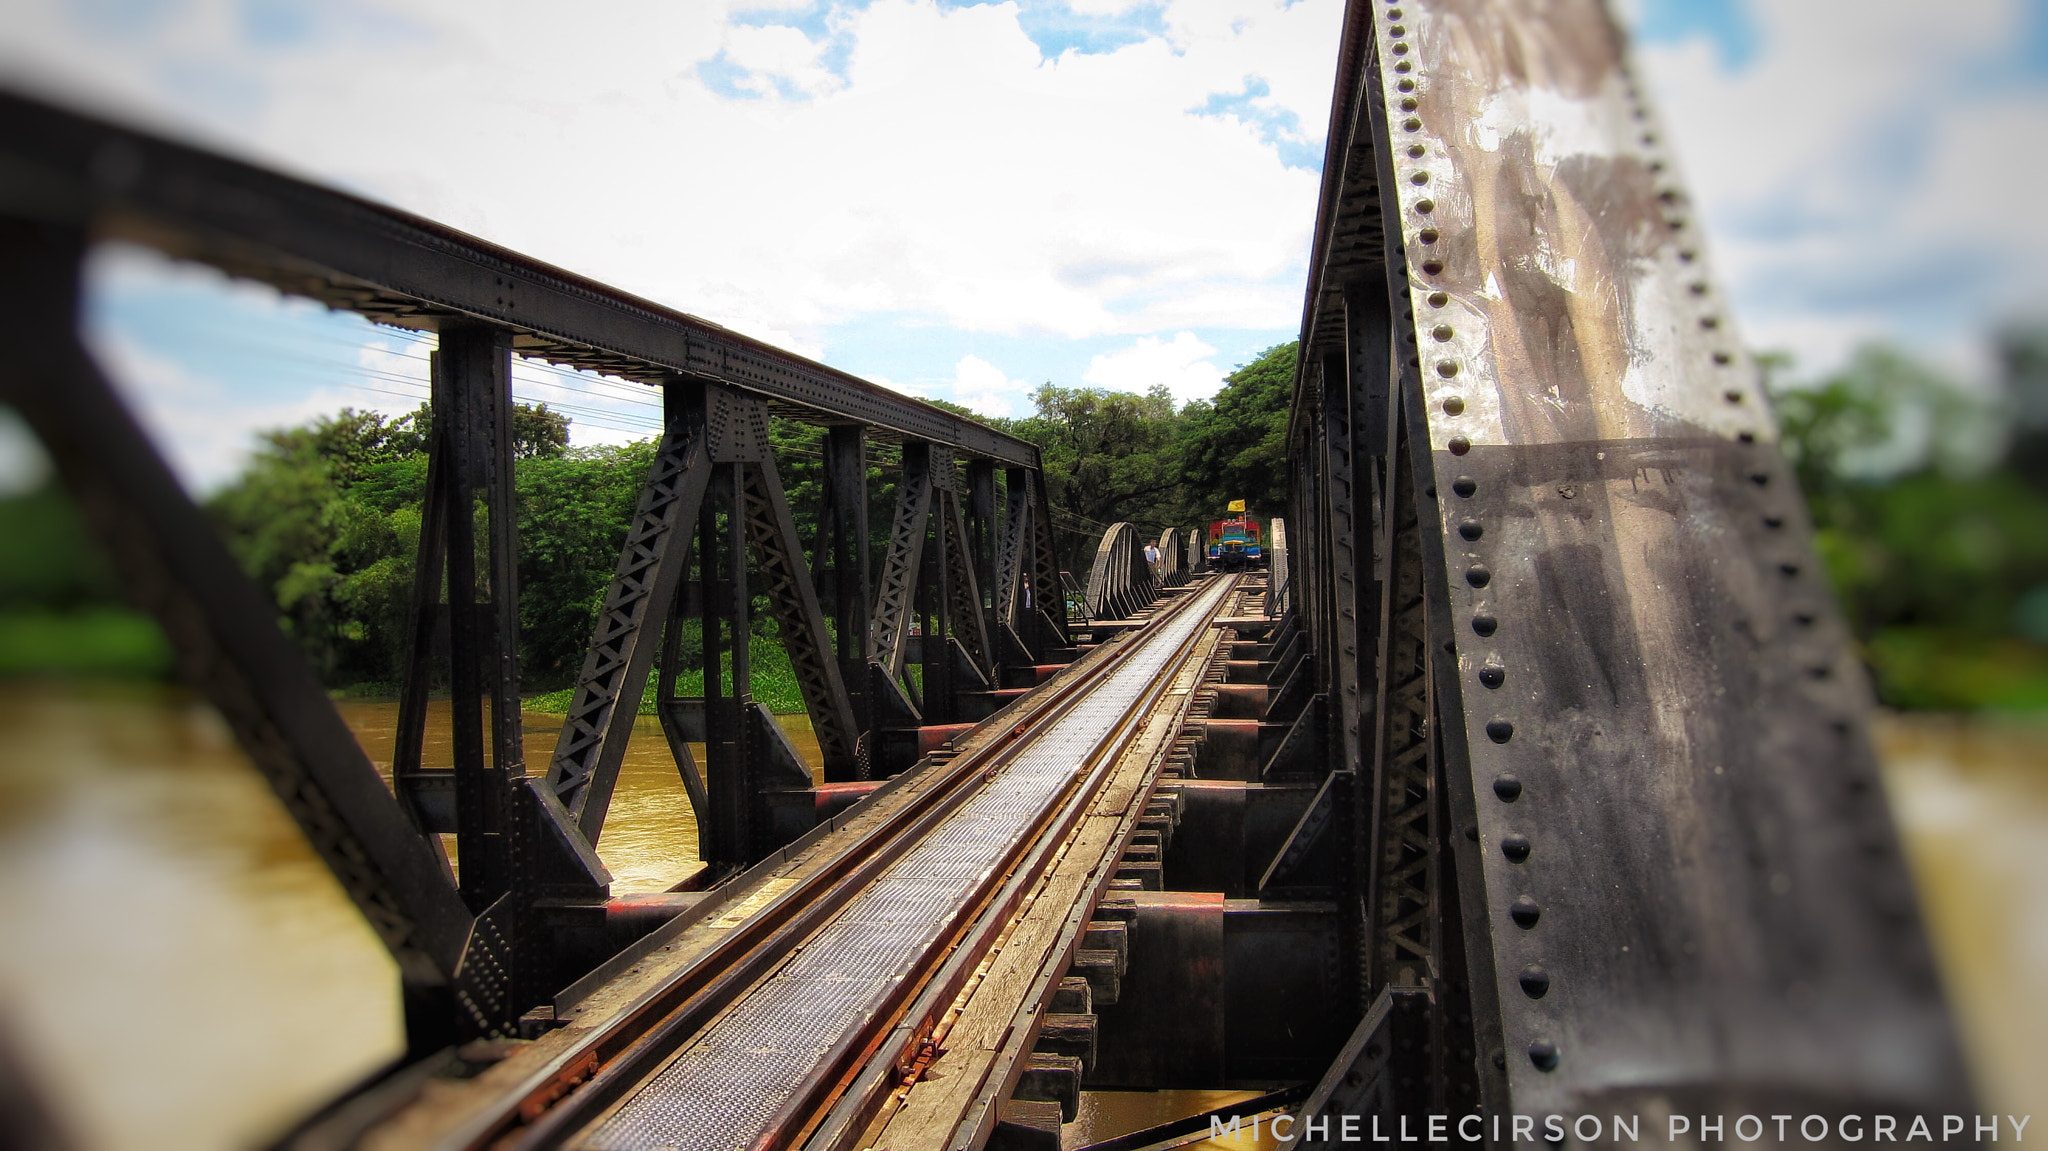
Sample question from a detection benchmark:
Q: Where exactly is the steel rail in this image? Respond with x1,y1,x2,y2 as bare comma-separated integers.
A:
792,575,1240,1151
454,577,1230,1150
0,88,1037,466
531,577,1232,1151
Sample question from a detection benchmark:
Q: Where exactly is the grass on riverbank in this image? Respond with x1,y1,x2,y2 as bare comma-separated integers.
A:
0,609,172,678
524,636,809,715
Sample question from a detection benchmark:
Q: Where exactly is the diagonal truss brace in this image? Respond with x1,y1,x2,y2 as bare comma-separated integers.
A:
738,453,861,772
545,398,713,843
0,221,476,1009
936,484,994,685
1365,415,1437,992
871,441,935,681
994,466,1037,661
547,382,862,838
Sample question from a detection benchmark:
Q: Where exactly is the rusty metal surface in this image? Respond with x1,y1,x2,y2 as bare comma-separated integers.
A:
1337,0,1970,1121
1089,891,1226,1089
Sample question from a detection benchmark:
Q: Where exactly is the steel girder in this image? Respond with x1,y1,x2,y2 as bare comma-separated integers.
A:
0,220,489,1046
544,383,861,847
0,89,1072,1056
0,91,1039,468
868,441,1000,728
545,394,715,841
996,465,1070,661
1156,526,1193,587
1287,0,1974,1131
872,443,938,685
1267,518,1291,617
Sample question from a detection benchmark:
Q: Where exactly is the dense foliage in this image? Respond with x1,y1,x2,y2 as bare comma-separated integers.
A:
189,402,879,705
196,402,659,689
983,342,1297,571
11,330,2048,713
1769,330,2048,708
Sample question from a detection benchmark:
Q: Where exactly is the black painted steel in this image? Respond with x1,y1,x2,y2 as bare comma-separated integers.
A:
441,322,521,909
0,82,1072,1066
873,442,935,688
819,426,874,777
0,90,1039,467
1084,523,1159,622
1282,0,1976,1133
0,219,479,1046
1281,988,1430,1150
545,388,713,841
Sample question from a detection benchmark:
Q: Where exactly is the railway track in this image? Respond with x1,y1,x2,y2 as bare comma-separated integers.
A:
2,0,1980,1141
379,574,1243,1150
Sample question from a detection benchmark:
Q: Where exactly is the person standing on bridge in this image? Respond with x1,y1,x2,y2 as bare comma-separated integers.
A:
1144,541,1160,577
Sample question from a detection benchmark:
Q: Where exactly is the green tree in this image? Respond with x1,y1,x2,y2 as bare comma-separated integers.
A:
1769,335,2048,710
207,401,599,688
517,442,658,682
383,401,571,460
1179,341,1294,521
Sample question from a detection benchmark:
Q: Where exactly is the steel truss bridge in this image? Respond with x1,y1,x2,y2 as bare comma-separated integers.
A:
0,1,1976,1148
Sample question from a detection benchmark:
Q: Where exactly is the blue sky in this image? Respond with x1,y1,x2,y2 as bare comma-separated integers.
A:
3,0,2045,490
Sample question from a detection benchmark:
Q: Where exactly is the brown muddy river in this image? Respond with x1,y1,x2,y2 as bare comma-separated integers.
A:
0,684,2040,1149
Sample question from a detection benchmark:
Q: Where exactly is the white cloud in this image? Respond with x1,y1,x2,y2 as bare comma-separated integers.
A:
0,0,1336,352
1083,331,1222,404
87,329,365,495
721,23,843,98
1630,0,2048,379
16,0,2025,429
889,354,1038,419
951,354,1038,417
1066,0,1151,15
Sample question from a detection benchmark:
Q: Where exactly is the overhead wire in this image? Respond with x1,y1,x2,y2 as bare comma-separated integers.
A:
119,316,668,437
106,308,1017,461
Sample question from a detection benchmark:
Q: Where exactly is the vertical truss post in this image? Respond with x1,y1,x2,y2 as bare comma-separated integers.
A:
726,454,752,723
0,219,476,1050
392,374,452,845
920,447,955,724
1324,351,1367,781
939,480,994,692
1296,411,1326,698
438,321,518,911
699,457,748,865
1026,466,1071,649
1329,276,1395,785
821,425,872,771
660,384,826,864
967,459,997,645
995,466,1035,663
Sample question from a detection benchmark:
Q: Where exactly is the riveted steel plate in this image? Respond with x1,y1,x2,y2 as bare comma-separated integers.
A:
582,579,1231,1150
1348,0,1973,1123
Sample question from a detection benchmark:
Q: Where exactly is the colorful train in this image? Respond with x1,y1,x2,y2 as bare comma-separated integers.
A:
1206,501,1263,571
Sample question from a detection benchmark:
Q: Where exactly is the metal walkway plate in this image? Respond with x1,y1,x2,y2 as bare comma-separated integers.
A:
582,578,1231,1151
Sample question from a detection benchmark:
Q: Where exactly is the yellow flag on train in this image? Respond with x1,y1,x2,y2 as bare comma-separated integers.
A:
1227,499,1246,512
